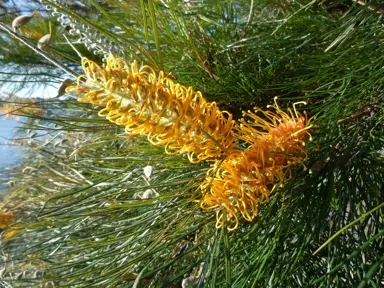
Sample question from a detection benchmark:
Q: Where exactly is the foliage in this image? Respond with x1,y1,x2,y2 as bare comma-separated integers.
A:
0,0,384,287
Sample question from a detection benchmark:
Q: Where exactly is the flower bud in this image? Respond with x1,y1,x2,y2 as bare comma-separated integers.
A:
38,33,52,50
12,9,38,32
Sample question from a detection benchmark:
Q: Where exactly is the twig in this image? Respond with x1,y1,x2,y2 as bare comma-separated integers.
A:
353,0,384,14
337,104,379,125
0,20,80,78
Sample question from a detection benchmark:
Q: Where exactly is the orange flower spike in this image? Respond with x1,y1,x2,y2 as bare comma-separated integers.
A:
0,211,14,228
67,55,237,163
201,98,314,230
0,211,23,242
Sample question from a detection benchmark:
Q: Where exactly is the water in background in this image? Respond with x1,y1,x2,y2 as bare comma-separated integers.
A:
0,119,21,193
0,119,21,168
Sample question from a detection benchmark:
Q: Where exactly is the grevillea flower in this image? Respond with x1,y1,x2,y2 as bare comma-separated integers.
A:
0,211,21,241
67,55,237,163
200,98,313,230
66,54,315,230
0,211,14,228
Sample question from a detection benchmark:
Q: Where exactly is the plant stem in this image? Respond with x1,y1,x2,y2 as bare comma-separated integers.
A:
353,0,384,14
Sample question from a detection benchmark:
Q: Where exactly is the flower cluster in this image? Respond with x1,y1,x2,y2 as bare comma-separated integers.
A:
200,98,313,230
69,55,314,230
67,55,237,163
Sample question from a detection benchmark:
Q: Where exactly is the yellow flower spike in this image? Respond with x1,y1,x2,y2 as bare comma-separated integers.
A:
67,55,237,163
201,98,314,230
